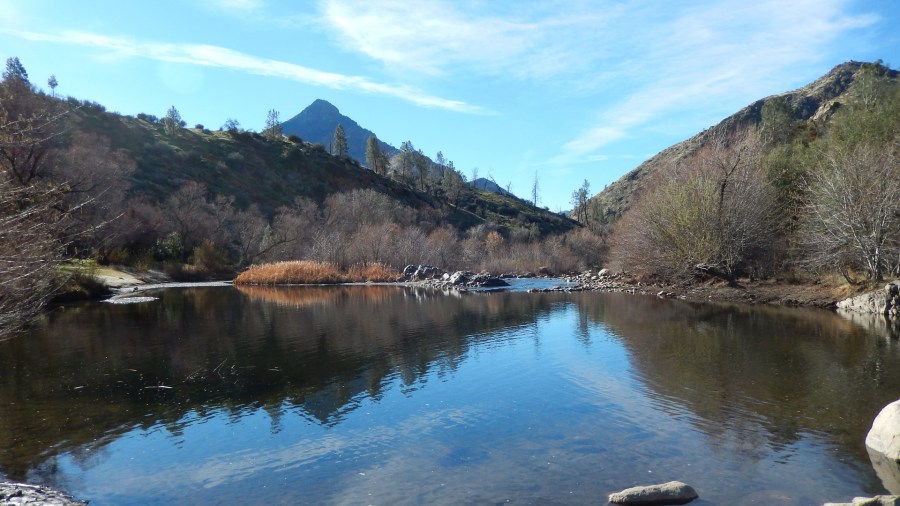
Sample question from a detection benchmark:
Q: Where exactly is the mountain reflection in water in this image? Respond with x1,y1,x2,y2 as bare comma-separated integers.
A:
0,286,898,505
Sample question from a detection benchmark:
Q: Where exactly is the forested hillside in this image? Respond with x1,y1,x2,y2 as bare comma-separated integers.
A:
0,56,594,333
594,61,900,283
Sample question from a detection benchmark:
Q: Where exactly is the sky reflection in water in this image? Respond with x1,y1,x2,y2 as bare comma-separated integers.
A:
1,286,899,505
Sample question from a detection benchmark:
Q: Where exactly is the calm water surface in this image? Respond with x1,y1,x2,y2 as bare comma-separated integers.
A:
1,285,899,505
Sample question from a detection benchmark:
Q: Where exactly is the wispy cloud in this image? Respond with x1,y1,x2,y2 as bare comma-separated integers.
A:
554,0,880,161
319,0,621,79
9,29,486,114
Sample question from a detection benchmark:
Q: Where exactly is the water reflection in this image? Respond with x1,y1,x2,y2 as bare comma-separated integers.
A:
0,286,898,504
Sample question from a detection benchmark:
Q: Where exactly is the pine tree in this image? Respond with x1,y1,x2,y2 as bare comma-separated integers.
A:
2,57,28,83
331,123,349,158
47,75,58,95
365,135,384,174
263,109,282,140
163,106,183,135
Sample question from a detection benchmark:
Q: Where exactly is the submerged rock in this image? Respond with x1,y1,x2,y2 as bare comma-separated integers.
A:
608,480,698,505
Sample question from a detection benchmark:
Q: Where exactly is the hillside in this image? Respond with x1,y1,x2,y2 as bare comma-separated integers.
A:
68,102,575,236
281,99,399,164
471,177,513,196
587,61,896,221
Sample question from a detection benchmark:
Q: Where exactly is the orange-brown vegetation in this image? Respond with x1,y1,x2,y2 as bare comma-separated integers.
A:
234,260,399,285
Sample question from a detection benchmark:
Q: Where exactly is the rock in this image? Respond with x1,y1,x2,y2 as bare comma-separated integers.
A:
608,481,698,505
823,496,900,506
402,265,417,278
448,271,470,286
599,268,611,277
0,481,87,505
868,446,900,495
838,281,900,318
413,265,442,280
867,399,900,461
468,273,509,288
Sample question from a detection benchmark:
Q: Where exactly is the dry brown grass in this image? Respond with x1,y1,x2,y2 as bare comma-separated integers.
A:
234,260,399,285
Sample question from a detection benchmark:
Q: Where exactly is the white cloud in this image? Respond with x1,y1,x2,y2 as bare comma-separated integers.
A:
9,29,487,114
556,0,880,159
319,0,620,79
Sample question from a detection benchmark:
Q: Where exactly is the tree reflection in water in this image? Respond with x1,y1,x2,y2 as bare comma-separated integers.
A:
0,286,898,504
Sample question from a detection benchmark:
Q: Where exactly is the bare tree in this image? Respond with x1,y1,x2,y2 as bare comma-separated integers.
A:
612,132,776,279
0,73,68,335
803,143,900,281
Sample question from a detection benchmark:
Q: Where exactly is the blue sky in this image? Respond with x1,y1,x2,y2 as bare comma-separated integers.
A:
1,0,897,211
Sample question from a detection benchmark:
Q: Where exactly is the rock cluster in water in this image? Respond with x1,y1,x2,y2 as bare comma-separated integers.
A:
837,281,900,319
401,265,509,290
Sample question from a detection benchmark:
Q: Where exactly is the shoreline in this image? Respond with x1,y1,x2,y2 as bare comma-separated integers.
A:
90,265,895,317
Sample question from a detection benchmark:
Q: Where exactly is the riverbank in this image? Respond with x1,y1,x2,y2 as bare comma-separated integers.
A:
77,264,889,315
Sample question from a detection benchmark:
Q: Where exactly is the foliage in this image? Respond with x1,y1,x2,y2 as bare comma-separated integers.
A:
234,260,399,284
262,109,282,140
612,134,777,279
162,105,183,135
3,57,28,83
331,123,348,158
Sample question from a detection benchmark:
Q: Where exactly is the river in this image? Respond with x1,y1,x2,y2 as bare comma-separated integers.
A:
1,285,898,505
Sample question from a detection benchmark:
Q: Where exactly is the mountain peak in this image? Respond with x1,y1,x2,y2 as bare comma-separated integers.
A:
282,99,398,164
305,99,340,116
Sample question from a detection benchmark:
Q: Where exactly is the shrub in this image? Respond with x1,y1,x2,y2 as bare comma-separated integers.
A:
234,260,399,284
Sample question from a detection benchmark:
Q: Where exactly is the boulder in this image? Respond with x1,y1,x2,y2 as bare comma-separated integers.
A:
608,481,698,505
469,273,509,288
413,265,442,280
867,399,900,461
402,265,417,278
838,281,900,318
868,446,900,495
599,268,611,277
823,496,900,506
448,271,470,286
0,481,87,505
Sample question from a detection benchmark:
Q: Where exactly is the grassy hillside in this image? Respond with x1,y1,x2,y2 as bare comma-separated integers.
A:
71,102,575,234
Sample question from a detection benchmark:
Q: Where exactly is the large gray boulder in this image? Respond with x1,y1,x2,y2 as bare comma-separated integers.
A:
867,400,900,461
0,482,87,505
608,481,698,505
868,446,900,496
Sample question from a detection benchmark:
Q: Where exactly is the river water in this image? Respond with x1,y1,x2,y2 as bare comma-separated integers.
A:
1,285,899,505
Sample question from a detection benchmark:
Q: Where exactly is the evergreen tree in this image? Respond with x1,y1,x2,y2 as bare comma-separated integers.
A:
2,57,28,83
263,109,282,140
331,123,349,158
47,75,58,95
163,105,183,135
365,135,384,174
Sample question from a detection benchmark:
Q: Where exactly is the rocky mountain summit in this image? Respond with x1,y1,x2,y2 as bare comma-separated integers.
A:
588,61,897,220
